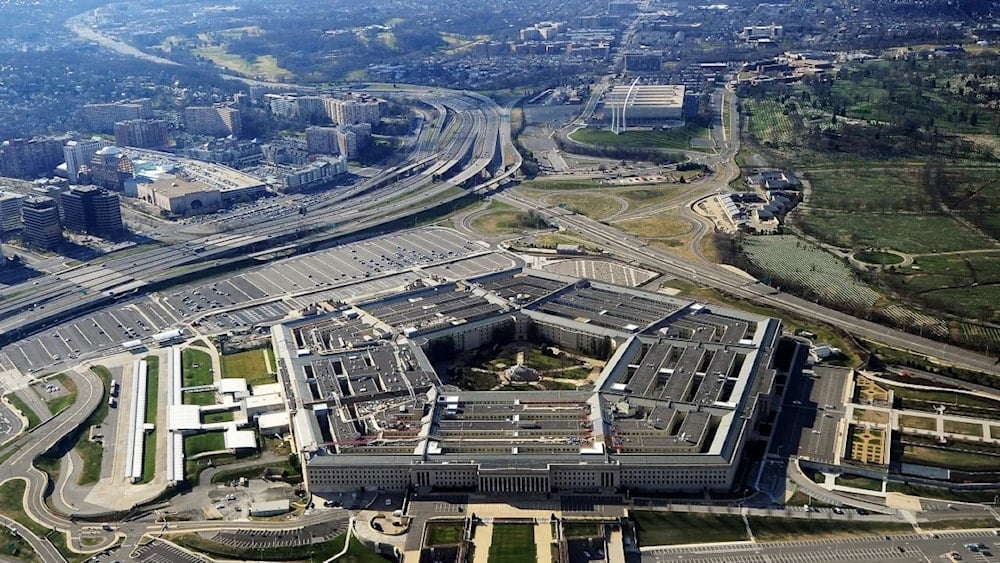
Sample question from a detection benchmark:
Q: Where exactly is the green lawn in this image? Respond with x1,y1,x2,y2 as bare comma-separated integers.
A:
144,356,159,425
0,525,41,562
425,521,465,546
184,391,218,406
184,432,227,457
569,125,710,151
631,511,748,546
140,432,156,484
801,212,994,254
562,522,602,538
488,525,536,563
183,348,215,387
0,480,50,537
902,444,1000,471
546,192,622,220
75,365,115,485
174,531,386,562
5,393,41,429
202,410,235,424
221,349,275,386
943,419,984,437
44,374,77,415
834,474,884,491
747,516,913,541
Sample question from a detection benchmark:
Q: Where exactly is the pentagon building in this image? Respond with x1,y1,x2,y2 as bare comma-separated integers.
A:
271,268,790,495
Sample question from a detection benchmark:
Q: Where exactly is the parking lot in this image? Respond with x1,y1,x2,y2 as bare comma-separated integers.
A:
0,227,514,378
542,259,657,288
643,532,1000,563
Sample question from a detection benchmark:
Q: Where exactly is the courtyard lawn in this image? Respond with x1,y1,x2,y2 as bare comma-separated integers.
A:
488,525,536,563
220,349,275,386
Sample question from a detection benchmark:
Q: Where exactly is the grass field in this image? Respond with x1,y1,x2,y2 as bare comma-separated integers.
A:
631,511,748,546
616,215,691,238
898,414,937,432
569,125,710,151
183,348,214,387
518,179,603,191
744,98,796,144
0,480,50,537
562,522,602,538
44,374,77,415
470,202,539,234
141,432,156,484
175,531,386,563
425,521,464,545
184,432,227,457
747,516,913,541
220,349,275,386
184,391,218,406
545,193,621,220
902,443,1000,470
834,474,884,491
6,393,41,429
800,211,993,254
488,525,536,563
942,419,984,437
202,411,235,424
0,525,41,562
854,250,904,265
617,186,683,210
193,46,292,81
76,365,114,485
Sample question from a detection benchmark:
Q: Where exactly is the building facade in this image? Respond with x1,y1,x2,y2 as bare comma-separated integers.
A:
61,185,124,237
114,119,169,149
82,99,153,132
0,192,25,234
184,106,243,138
64,138,114,183
21,196,62,249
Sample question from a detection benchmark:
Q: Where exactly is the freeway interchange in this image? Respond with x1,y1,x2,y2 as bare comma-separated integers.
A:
0,83,997,563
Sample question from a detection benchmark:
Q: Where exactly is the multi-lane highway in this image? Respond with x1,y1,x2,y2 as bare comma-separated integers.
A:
0,89,504,349
496,190,1000,376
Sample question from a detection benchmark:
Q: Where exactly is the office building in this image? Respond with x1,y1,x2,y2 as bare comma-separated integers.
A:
82,99,153,132
0,137,66,179
0,192,26,234
624,51,664,73
274,268,788,495
114,119,169,148
64,138,114,182
21,196,62,249
61,185,124,237
605,84,686,129
184,106,243,138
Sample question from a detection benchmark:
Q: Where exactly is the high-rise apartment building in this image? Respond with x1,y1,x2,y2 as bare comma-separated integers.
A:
21,196,62,249
114,119,169,148
61,185,124,237
0,192,26,234
64,138,114,182
184,106,243,138
324,96,382,125
0,137,66,179
305,126,339,155
82,99,153,132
